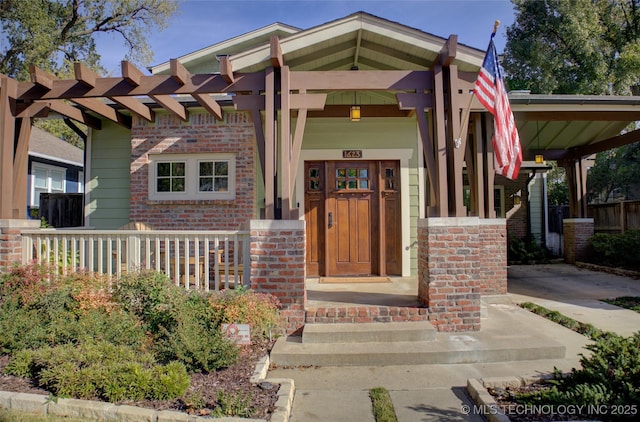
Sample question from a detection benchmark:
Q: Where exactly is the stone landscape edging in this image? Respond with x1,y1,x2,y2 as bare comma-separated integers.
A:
466,375,557,422
0,354,294,422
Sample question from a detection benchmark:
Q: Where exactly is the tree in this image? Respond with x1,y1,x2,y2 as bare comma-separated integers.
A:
504,1,640,204
1,0,179,81
503,0,640,95
1,0,179,146
546,162,568,205
587,142,640,203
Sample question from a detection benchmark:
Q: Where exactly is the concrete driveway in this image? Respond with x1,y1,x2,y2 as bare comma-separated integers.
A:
507,263,640,336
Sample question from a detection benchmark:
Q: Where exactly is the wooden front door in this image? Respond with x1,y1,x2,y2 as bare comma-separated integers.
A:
304,160,401,277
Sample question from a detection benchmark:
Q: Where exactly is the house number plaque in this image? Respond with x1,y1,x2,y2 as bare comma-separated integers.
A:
342,150,362,158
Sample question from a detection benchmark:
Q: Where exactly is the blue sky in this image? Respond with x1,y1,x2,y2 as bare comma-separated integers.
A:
96,0,517,75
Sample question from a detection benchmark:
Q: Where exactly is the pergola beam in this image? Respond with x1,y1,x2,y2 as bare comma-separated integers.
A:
170,58,223,119
16,73,265,100
29,65,131,128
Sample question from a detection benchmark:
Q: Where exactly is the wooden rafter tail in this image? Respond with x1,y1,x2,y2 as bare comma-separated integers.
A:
110,96,155,123
29,66,53,90
46,100,102,129
121,61,144,87
74,62,97,88
219,56,235,84
63,64,130,128
171,58,223,119
150,94,188,121
270,35,283,68
439,34,458,67
170,59,190,85
113,61,155,122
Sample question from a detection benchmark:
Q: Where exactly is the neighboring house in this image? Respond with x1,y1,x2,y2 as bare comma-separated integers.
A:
28,127,84,221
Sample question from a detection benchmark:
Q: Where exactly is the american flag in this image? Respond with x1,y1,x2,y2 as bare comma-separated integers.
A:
474,36,522,180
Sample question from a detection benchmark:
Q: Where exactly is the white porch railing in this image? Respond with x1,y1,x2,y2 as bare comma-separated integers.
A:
21,229,250,291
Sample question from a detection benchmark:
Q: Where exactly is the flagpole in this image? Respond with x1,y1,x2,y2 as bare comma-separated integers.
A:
455,20,501,148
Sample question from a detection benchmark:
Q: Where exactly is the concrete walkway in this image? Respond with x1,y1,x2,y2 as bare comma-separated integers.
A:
268,263,640,422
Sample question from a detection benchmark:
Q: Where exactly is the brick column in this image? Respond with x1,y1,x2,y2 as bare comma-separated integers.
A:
417,217,481,332
478,219,507,295
563,218,594,264
250,220,306,335
0,219,40,271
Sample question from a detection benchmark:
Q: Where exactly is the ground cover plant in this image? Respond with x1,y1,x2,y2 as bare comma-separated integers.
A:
602,296,640,313
369,387,398,422
0,264,281,418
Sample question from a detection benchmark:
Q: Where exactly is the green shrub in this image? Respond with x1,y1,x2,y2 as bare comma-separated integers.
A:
508,236,550,264
5,341,190,402
0,266,147,353
589,230,640,270
517,333,640,416
208,287,281,340
112,270,185,333
113,272,239,372
154,292,238,373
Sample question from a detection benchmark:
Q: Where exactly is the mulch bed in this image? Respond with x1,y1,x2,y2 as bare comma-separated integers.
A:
0,339,279,420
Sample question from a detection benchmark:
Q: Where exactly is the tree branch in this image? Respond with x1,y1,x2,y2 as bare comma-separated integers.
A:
60,0,80,43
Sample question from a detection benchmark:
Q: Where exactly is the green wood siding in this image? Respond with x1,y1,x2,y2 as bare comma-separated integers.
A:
87,121,131,229
529,174,545,245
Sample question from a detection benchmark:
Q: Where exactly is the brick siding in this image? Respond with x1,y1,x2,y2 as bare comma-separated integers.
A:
0,219,39,270
417,218,482,332
478,220,508,295
563,219,594,264
250,220,306,335
129,112,256,230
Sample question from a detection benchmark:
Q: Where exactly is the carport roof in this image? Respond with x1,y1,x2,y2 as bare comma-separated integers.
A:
507,92,640,161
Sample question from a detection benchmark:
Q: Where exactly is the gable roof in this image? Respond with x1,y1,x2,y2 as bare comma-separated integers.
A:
152,11,485,75
150,22,301,74
29,127,84,167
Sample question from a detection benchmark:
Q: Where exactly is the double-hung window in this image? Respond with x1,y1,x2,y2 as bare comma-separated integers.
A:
148,153,235,200
31,163,66,207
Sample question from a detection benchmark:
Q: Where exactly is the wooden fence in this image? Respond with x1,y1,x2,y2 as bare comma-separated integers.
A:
587,200,640,234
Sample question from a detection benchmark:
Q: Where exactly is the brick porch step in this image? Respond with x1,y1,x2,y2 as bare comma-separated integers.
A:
302,321,436,344
305,305,430,324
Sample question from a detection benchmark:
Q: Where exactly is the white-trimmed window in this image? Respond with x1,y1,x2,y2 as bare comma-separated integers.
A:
31,163,66,207
148,153,235,200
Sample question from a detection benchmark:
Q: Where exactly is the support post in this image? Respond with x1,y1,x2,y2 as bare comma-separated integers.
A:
250,220,306,334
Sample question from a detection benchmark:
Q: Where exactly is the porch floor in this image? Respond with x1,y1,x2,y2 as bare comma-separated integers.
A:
305,277,421,308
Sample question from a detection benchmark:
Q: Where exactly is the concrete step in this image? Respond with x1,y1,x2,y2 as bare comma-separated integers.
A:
302,321,436,343
269,333,567,367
